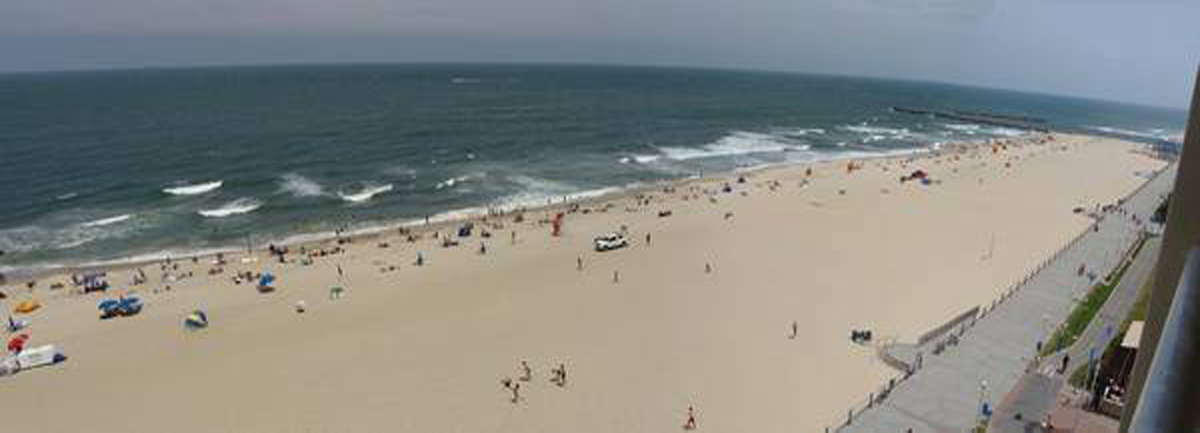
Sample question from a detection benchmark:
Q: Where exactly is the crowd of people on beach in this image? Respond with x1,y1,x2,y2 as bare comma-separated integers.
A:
4,131,1155,430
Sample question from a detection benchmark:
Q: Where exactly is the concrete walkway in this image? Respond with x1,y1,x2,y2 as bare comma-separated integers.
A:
987,236,1161,432
840,164,1175,433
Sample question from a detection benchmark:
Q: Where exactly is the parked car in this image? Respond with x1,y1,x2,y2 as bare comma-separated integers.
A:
593,233,628,251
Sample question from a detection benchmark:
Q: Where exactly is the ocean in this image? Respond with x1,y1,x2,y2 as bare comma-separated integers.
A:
0,63,1187,274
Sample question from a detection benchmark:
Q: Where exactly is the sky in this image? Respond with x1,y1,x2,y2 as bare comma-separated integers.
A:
1,0,1197,108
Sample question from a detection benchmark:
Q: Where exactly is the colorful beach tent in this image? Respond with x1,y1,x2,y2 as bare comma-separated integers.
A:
259,273,275,287
184,310,209,330
13,299,40,314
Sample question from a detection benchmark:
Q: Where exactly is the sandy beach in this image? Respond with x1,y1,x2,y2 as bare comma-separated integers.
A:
0,133,1167,432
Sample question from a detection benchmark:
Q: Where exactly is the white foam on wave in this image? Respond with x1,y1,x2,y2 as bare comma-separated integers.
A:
0,210,147,254
199,198,262,218
658,131,806,161
772,127,827,137
435,173,485,190
842,124,913,138
163,180,223,196
986,127,1027,137
619,154,663,164
280,173,326,198
339,184,394,203
944,123,981,134
81,214,133,228
55,237,96,249
1087,125,1179,141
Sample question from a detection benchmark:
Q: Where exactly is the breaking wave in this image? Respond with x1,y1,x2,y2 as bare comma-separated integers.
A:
339,184,393,203
198,198,262,218
81,214,133,228
434,173,485,190
163,180,223,196
658,131,806,161
280,173,326,198
1087,125,1180,141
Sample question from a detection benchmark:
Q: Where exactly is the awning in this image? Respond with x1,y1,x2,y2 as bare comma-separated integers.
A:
1122,321,1145,349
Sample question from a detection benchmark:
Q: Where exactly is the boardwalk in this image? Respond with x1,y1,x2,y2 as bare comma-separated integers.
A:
842,164,1176,432
989,236,1161,432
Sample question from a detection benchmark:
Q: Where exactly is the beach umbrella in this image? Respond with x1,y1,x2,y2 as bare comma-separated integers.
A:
329,286,345,300
184,310,209,330
13,299,40,314
7,333,29,353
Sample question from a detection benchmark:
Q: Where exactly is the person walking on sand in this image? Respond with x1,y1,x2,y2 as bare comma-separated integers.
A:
645,233,652,245
501,377,521,403
683,406,697,430
337,264,344,280
613,270,620,283
511,230,517,245
705,263,712,274
789,321,798,339
520,360,532,382
577,256,583,271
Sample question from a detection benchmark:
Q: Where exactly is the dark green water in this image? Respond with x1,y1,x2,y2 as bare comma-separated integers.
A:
0,63,1186,272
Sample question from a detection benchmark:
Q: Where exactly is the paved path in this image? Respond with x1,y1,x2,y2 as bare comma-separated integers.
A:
989,237,1160,432
841,164,1175,433
1048,236,1159,379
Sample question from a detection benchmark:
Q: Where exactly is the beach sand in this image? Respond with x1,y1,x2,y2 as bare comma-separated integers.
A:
0,133,1166,432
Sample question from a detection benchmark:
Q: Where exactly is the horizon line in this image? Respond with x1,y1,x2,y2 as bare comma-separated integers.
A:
0,59,1188,113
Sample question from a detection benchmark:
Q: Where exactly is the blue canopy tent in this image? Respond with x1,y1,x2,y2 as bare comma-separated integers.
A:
98,299,122,319
257,272,276,293
98,296,143,319
118,296,142,316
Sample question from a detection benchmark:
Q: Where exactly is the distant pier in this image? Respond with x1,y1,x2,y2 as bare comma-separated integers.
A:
891,106,1050,133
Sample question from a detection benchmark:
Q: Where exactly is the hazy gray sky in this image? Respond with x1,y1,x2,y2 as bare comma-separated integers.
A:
1,0,1197,108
